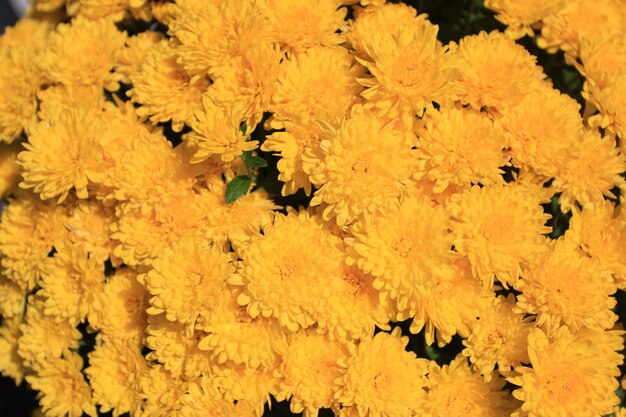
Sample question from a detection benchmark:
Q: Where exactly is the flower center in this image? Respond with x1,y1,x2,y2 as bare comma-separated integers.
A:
393,236,414,257
342,268,365,297
277,256,297,279
351,158,370,174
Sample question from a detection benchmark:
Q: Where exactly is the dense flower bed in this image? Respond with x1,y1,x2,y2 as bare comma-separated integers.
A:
0,0,625,416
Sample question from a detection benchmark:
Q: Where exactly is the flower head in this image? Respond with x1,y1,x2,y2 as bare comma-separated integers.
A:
484,0,570,39
0,315,25,385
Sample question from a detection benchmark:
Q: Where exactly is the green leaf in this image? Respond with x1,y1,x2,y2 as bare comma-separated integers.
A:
225,175,251,204
240,122,247,135
425,344,441,362
241,151,268,168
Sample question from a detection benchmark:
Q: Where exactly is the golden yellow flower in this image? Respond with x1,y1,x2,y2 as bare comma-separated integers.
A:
417,107,509,194
31,0,65,12
0,143,22,197
263,0,346,52
39,241,106,325
0,194,68,290
144,237,235,333
338,328,429,417
136,364,188,417
269,45,363,125
180,377,256,417
425,356,518,417
65,200,116,264
19,108,114,202
36,84,105,122
346,194,455,311
484,0,570,39
585,72,626,142
69,0,151,21
410,256,493,347
508,326,622,417
462,294,533,375
129,40,208,132
231,209,345,332
552,129,626,211
447,184,551,288
115,31,164,84
212,360,280,413
89,268,149,344
39,16,127,91
0,18,52,50
17,295,81,370
277,331,351,416
26,352,97,417
0,274,26,318
185,96,258,163
85,337,148,417
455,31,545,111
303,105,419,226
516,238,617,333
0,315,25,385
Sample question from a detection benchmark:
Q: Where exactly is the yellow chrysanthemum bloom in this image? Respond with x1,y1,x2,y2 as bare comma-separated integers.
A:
89,268,149,344
0,275,26,318
129,40,208,132
269,46,363,125
212,360,281,412
39,241,106,325
455,31,545,112
145,314,213,379
346,194,455,310
409,256,493,347
65,200,116,264
0,18,51,50
552,129,626,211
17,295,81,370
19,108,114,202
197,289,284,369
277,331,351,416
424,356,518,416
508,326,622,417
0,315,25,385
36,84,105,122
462,294,533,376
232,209,345,332
69,0,151,22
447,184,551,288
304,105,419,226
357,22,462,125
567,200,626,288
115,31,164,84
484,0,570,39
180,377,256,417
417,107,508,194
0,143,22,197
585,72,626,142
516,238,617,333
185,96,257,163
26,352,97,417
0,195,68,290
31,0,68,12
144,238,235,334
136,364,188,417
39,16,127,91
338,328,429,417
263,0,346,52
85,338,148,417
0,47,44,143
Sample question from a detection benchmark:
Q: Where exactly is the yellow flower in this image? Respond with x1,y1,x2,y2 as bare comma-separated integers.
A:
304,105,419,226
484,0,570,39
19,108,114,202
144,237,235,333
180,377,256,417
552,129,626,211
269,45,363,125
0,274,26,318
508,326,622,417
357,22,462,125
410,256,494,347
85,338,148,417
197,289,284,369
36,84,105,122
346,194,455,310
567,200,626,288
39,241,106,325
0,143,22,197
31,0,66,12
417,107,509,194
231,209,345,332
89,268,149,344
0,315,25,385
0,195,68,290
585,72,626,142
115,31,164,84
136,364,188,417
66,200,116,264
455,31,545,111
39,16,127,91
69,0,151,21
263,0,346,52
0,18,52,50
516,238,617,333
26,352,97,417
277,331,351,416
212,359,280,412
462,294,533,375
424,356,518,417
447,184,551,288
129,40,208,132
17,295,81,370
338,328,429,417
185,96,258,163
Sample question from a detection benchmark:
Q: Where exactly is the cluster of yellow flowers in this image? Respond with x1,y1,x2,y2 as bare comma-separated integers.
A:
0,0,625,416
